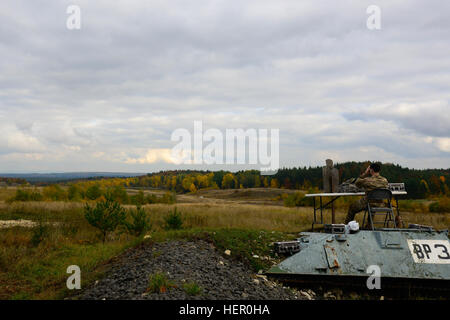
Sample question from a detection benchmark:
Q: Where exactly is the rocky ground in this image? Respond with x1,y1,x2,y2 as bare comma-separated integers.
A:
78,240,315,300
0,219,37,228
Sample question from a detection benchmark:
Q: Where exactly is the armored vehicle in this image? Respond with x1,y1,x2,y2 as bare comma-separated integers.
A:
266,186,450,291
267,227,450,290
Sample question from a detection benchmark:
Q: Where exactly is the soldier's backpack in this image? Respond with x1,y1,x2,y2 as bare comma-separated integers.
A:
338,178,365,193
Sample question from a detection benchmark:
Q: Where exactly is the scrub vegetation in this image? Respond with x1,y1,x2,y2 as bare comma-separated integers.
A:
0,182,448,300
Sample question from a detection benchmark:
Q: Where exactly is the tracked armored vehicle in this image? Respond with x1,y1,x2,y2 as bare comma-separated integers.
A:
266,185,450,291
267,227,450,290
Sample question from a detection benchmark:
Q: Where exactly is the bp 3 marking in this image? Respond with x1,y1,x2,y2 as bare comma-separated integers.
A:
407,239,450,264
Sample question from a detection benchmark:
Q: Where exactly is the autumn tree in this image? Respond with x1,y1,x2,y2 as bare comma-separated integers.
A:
270,178,279,188
221,173,237,189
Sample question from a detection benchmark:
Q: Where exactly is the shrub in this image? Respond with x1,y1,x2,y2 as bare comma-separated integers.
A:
283,193,298,207
164,207,183,230
161,191,177,204
85,184,102,200
84,196,127,242
130,190,145,205
183,282,202,296
429,202,439,212
8,189,43,202
399,200,429,213
125,205,151,236
31,222,50,247
127,191,177,205
145,193,158,204
12,189,29,202
43,185,67,201
68,184,82,201
429,198,450,213
108,185,129,204
283,192,313,207
147,272,175,293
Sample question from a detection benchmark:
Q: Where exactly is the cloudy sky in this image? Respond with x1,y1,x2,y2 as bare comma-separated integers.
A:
0,0,449,173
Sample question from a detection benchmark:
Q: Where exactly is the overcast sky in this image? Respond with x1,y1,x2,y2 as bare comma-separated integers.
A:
0,0,449,173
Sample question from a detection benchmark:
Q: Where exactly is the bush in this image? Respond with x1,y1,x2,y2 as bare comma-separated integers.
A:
43,185,67,201
31,222,50,247
399,200,429,213
161,191,177,204
429,202,439,212
429,198,450,213
145,193,158,204
85,184,102,200
147,272,175,293
68,184,82,201
84,196,127,242
8,189,43,202
13,189,29,201
283,192,313,207
108,185,129,204
125,205,151,236
164,207,183,230
129,190,145,205
183,282,202,296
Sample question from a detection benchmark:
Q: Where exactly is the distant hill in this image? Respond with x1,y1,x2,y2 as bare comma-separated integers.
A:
0,172,144,183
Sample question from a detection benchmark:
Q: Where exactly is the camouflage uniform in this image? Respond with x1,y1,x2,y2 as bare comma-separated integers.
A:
345,174,389,224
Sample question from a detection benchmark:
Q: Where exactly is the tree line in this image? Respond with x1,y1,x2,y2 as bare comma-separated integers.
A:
8,180,176,205
130,162,449,199
0,177,28,186
4,162,449,200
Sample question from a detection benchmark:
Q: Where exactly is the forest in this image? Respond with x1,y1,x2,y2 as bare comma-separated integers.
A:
131,161,449,199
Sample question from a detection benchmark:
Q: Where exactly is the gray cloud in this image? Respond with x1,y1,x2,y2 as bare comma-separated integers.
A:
343,101,450,137
0,0,449,172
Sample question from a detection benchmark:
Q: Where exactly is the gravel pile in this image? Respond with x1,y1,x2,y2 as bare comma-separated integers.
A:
79,240,307,300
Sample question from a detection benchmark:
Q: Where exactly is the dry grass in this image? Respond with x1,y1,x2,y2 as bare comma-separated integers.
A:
1,198,448,234
143,202,312,232
138,201,449,232
0,187,17,201
0,188,448,300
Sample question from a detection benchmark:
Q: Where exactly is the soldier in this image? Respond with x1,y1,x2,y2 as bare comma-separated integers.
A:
345,162,388,225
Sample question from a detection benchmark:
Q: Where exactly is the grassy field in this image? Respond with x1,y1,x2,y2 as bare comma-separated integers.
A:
0,187,16,202
0,186,448,300
0,201,141,299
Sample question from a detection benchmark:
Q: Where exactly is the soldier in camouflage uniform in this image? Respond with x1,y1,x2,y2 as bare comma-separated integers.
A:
345,163,388,225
